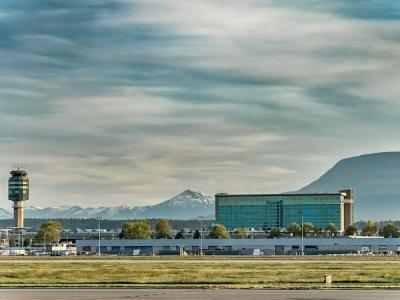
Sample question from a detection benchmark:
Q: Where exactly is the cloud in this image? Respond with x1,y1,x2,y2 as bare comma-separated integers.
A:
0,0,400,208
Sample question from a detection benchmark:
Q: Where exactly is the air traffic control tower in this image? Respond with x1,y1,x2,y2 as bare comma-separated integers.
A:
8,168,29,228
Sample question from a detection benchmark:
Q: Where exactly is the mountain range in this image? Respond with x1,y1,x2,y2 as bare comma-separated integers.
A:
0,189,214,220
1,152,399,220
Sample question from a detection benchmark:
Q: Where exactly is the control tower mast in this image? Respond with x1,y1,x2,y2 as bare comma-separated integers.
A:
8,168,29,229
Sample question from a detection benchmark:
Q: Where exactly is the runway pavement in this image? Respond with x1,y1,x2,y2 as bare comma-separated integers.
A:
3,258,400,264
1,289,400,300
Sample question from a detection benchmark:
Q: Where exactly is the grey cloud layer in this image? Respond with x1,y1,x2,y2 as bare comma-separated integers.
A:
0,0,399,207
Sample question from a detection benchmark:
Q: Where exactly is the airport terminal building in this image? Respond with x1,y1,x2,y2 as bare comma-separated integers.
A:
76,237,400,256
215,189,354,232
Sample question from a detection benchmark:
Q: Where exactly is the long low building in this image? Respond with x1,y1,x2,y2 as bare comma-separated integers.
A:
76,237,400,256
215,189,354,233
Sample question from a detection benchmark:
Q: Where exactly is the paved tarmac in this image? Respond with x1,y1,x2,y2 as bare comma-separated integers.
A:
1,289,400,300
4,258,400,264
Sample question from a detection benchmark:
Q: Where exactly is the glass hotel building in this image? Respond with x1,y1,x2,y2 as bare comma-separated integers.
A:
215,189,354,233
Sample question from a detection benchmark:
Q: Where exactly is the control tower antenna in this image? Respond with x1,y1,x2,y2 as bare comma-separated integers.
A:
11,162,26,171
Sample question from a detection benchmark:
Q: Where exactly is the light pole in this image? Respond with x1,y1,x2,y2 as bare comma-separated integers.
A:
5,229,10,247
301,215,304,256
65,229,70,244
42,232,47,252
20,230,24,248
199,216,204,256
98,218,101,256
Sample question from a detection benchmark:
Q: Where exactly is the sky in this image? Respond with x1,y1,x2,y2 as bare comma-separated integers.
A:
1,0,400,209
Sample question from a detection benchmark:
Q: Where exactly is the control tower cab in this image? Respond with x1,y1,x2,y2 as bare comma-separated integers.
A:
8,169,29,228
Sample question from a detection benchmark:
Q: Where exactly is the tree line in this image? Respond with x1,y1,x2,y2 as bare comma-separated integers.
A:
24,219,207,244
2,218,400,237
0,218,212,232
118,220,227,239
238,220,400,238
26,220,230,244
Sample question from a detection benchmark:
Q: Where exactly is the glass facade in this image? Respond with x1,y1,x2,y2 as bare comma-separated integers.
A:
216,195,281,230
216,193,344,232
8,170,29,202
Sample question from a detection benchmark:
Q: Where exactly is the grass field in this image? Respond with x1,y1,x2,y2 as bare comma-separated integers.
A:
1,256,400,288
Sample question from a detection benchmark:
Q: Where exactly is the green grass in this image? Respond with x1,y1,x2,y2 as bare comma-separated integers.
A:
0,256,400,288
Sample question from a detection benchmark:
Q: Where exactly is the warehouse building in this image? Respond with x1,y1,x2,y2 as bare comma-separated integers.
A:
76,237,400,256
215,189,354,233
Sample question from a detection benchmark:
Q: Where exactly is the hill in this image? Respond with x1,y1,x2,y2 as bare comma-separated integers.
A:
299,152,400,220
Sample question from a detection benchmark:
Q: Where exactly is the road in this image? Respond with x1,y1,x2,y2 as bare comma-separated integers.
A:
2,289,400,300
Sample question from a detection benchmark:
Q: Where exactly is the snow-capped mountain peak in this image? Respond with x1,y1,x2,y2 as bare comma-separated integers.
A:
164,189,214,207
0,190,215,220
